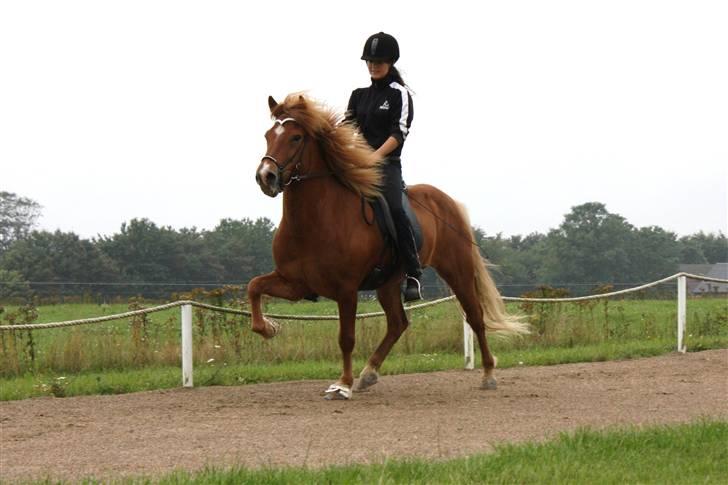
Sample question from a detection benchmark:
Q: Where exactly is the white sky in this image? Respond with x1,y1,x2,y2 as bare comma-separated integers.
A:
1,0,726,239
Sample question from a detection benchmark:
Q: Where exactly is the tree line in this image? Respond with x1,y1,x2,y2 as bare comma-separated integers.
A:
0,191,725,300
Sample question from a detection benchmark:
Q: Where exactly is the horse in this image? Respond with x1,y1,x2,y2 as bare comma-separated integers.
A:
249,93,528,400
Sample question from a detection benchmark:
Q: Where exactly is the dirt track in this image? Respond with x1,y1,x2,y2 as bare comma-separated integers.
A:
1,349,727,482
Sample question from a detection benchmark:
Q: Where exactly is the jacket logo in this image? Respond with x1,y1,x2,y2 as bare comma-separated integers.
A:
379,100,390,110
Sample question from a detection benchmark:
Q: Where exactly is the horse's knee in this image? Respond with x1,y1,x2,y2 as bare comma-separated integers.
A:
246,276,263,298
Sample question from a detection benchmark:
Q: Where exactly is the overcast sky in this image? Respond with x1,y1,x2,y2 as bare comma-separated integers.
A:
2,1,726,240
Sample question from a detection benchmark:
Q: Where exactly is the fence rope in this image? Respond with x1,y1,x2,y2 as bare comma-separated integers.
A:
1,272,725,331
0,301,190,330
503,272,682,303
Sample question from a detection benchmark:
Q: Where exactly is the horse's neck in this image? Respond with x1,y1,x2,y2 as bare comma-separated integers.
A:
280,147,358,233
281,174,355,225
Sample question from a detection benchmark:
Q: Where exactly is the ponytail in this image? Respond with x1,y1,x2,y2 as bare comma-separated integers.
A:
390,66,413,93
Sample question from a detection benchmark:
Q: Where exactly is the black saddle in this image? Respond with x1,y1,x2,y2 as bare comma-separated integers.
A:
358,190,423,291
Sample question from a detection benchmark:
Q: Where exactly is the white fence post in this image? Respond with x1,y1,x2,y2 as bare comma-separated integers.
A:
677,275,687,354
181,304,194,387
463,316,475,370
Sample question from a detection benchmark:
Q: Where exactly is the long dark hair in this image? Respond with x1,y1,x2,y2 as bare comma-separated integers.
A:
389,65,413,93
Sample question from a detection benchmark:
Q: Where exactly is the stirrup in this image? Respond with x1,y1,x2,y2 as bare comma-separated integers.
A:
403,276,423,302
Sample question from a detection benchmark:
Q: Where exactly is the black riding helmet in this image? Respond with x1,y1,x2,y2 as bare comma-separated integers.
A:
361,32,400,63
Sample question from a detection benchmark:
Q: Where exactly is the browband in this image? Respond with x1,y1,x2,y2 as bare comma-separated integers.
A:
274,117,296,126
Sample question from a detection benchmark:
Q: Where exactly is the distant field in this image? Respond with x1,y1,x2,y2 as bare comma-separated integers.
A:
0,296,726,400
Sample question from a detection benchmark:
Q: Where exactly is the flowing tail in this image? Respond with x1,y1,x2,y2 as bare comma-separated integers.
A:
456,204,530,336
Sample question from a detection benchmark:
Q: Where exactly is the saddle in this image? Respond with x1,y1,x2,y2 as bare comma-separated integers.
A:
303,189,422,301
358,190,423,291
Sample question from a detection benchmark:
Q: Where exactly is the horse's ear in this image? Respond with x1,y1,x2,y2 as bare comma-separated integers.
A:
268,96,278,112
298,95,306,105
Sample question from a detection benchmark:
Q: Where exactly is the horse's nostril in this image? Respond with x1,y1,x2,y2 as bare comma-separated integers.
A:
255,171,261,184
265,172,278,187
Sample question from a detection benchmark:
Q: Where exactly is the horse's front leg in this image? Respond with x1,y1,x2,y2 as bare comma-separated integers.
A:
325,294,358,400
247,271,308,339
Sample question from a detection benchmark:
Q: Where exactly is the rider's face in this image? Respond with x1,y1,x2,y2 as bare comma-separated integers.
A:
367,60,391,80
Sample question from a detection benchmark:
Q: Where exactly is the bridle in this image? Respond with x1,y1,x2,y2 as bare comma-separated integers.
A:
261,117,333,191
261,117,305,190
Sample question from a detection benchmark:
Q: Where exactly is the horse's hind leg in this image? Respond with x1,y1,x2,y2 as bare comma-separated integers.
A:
436,266,498,390
356,279,409,392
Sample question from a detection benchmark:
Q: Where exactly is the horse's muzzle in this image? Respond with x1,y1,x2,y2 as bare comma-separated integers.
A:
255,161,281,197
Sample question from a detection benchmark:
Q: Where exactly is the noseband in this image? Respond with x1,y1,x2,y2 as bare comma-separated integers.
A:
261,117,333,191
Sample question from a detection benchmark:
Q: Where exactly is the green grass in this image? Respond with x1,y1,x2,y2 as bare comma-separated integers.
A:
28,420,728,484
3,336,726,401
1,297,726,400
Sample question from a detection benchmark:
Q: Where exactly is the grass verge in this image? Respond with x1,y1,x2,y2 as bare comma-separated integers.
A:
2,336,725,401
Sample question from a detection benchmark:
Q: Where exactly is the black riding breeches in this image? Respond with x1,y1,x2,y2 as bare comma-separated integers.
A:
381,161,422,278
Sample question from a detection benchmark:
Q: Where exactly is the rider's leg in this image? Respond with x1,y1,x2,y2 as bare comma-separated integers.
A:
382,161,423,302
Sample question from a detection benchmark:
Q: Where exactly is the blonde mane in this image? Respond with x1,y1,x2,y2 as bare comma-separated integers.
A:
271,93,383,198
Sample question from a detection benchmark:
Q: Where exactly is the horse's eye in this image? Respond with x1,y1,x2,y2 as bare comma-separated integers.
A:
291,134,302,143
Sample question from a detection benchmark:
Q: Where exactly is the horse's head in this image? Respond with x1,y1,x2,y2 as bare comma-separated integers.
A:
255,95,308,197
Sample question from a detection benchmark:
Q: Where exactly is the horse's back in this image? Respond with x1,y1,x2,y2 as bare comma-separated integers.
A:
407,183,466,223
407,183,457,206
406,184,474,266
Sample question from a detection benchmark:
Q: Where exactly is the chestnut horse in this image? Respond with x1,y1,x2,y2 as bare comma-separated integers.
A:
249,93,527,400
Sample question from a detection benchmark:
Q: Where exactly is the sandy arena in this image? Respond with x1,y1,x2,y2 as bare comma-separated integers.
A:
1,349,726,482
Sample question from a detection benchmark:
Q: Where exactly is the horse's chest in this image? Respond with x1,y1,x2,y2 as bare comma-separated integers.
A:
272,226,377,282
272,231,336,271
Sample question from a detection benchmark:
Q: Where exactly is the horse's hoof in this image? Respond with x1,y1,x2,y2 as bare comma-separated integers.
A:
324,383,352,400
257,316,280,339
355,369,379,392
481,377,497,390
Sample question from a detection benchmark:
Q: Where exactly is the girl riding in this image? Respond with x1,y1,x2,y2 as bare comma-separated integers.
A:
346,32,422,302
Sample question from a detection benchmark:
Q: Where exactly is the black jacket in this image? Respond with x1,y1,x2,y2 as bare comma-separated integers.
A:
346,73,413,159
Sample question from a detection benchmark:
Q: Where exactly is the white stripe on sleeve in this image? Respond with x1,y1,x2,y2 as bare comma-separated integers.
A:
389,81,410,139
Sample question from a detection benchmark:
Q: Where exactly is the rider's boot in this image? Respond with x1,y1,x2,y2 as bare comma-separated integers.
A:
398,223,423,302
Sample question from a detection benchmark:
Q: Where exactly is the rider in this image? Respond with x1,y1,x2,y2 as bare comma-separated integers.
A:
346,32,423,302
